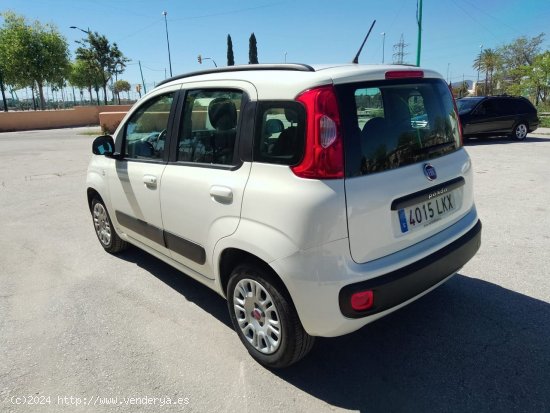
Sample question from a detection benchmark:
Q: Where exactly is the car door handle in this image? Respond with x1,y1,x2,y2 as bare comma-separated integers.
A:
143,174,157,187
210,185,233,204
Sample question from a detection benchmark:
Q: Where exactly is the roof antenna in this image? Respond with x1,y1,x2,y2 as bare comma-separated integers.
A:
352,20,376,64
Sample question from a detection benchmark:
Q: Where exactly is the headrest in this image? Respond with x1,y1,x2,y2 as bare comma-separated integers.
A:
284,108,299,124
208,98,237,130
361,117,386,137
265,118,284,135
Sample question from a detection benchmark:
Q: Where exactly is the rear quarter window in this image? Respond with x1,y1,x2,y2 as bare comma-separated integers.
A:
254,101,305,165
516,99,536,113
337,78,462,177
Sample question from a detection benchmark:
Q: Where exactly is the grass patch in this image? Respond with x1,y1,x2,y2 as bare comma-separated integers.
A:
539,116,550,128
78,128,103,136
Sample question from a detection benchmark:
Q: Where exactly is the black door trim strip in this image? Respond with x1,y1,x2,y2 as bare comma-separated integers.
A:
115,211,165,246
164,231,206,265
115,211,206,265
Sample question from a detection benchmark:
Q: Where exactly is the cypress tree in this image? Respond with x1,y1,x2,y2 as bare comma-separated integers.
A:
248,33,258,64
227,34,235,66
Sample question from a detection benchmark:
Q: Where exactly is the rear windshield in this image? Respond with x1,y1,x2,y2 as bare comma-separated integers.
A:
337,78,462,177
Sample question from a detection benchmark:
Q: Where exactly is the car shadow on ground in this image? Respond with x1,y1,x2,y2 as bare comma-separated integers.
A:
116,248,550,412
464,135,550,145
117,246,233,329
275,274,550,412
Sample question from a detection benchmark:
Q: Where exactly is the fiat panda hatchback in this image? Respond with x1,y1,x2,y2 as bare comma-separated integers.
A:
87,64,481,368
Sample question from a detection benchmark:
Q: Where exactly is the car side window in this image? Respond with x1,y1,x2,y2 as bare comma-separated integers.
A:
177,90,243,165
477,100,496,116
254,102,305,165
124,93,174,160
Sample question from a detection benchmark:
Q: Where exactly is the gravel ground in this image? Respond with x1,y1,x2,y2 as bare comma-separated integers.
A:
0,127,549,413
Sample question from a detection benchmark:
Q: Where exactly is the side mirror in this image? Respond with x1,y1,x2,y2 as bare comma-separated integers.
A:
92,135,115,156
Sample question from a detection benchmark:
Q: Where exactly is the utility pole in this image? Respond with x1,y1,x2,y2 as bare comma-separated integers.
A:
138,60,147,94
416,0,423,67
162,11,173,77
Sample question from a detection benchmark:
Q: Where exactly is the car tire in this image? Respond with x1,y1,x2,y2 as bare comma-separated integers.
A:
91,197,127,254
227,262,315,368
511,122,528,141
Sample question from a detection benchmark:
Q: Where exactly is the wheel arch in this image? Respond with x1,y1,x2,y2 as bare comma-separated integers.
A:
218,248,292,302
87,187,103,212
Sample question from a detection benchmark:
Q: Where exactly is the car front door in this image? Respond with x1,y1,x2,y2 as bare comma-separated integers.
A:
108,87,179,254
467,99,498,135
159,82,256,279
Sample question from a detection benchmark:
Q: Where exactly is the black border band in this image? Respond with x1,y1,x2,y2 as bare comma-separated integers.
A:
339,219,482,318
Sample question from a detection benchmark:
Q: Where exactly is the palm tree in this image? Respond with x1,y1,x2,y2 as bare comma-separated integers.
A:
473,49,502,95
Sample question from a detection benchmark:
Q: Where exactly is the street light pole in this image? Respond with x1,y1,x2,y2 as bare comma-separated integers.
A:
284,52,287,63
476,44,483,96
162,11,173,77
203,57,218,67
381,32,386,64
69,26,90,34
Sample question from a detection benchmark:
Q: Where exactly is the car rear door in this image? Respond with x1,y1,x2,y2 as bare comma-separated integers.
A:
336,77,475,263
159,81,256,279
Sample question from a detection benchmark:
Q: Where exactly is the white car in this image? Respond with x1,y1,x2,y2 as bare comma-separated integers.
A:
87,64,481,368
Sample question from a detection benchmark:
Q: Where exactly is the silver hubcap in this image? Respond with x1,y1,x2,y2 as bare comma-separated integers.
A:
516,124,527,139
233,279,281,354
93,203,111,246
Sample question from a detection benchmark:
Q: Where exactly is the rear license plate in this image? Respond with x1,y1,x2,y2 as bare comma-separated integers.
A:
397,191,457,233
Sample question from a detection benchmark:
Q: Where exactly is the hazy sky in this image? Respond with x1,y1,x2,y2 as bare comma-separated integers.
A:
1,0,549,91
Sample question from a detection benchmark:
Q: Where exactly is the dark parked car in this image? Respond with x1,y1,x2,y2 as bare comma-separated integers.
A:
457,96,539,140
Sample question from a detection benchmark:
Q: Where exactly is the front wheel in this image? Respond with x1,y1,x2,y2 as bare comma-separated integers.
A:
91,197,127,254
227,263,314,368
511,122,528,140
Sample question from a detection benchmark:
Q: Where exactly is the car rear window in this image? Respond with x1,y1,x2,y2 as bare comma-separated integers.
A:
337,78,462,177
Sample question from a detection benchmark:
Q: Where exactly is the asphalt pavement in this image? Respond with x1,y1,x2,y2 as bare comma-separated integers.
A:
0,127,549,412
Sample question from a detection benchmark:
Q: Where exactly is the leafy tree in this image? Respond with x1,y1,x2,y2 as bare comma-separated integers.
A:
473,49,501,95
75,31,128,105
510,52,550,104
113,79,131,103
69,60,103,105
498,33,544,93
227,34,235,66
0,11,70,109
249,33,258,64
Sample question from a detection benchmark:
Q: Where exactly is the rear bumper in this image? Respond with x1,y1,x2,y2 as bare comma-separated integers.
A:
271,209,481,337
339,220,482,318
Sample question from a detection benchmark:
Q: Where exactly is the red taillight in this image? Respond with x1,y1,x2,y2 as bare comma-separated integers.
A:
385,70,424,79
292,85,344,179
350,290,374,311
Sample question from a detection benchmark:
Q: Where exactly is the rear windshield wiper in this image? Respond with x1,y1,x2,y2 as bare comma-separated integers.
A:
415,141,456,155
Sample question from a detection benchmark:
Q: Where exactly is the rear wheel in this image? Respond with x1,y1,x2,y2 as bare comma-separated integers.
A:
227,262,314,368
91,197,127,253
511,122,528,140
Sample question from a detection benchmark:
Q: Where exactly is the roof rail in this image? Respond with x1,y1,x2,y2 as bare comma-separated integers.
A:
155,64,316,88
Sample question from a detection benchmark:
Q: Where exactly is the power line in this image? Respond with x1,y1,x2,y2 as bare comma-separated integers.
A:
169,2,285,22
448,0,501,43
461,0,524,36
